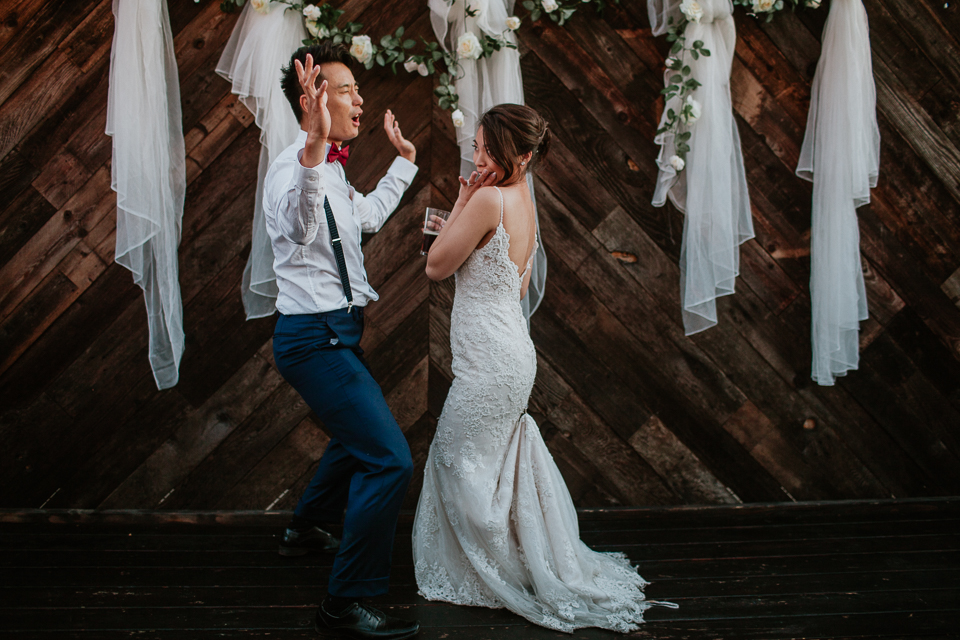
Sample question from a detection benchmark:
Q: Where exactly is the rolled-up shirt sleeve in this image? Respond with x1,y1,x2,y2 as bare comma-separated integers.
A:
273,160,326,245
354,156,418,233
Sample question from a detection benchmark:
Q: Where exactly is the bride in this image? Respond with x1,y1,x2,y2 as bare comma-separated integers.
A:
413,104,675,632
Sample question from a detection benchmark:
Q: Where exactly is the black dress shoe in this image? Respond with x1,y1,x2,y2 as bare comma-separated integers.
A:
278,526,340,557
315,601,420,639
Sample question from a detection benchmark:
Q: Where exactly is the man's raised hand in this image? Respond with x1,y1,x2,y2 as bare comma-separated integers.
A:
295,54,330,167
384,109,416,164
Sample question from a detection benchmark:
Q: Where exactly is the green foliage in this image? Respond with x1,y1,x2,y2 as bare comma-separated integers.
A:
219,0,619,116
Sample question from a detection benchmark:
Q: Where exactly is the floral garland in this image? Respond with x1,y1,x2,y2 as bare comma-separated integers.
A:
219,0,617,127
657,0,821,172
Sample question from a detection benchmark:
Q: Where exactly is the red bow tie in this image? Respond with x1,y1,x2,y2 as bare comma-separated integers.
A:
327,144,350,166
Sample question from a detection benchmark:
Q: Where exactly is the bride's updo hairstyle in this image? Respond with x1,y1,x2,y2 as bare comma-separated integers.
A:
477,104,550,185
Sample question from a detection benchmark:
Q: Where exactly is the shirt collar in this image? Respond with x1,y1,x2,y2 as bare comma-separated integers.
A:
296,130,344,175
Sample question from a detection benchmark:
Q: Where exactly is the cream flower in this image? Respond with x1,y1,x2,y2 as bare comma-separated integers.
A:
418,62,429,76
683,95,702,123
305,20,328,38
680,0,703,23
457,32,483,60
451,109,465,128
349,35,374,65
752,0,776,12
250,0,270,14
542,0,559,12
505,16,521,30
302,3,321,20
404,57,419,73
806,0,821,7
669,155,685,172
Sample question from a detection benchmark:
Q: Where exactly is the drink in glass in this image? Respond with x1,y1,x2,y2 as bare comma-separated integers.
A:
421,207,450,255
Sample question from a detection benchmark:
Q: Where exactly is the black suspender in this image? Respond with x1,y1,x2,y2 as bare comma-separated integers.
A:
323,195,354,311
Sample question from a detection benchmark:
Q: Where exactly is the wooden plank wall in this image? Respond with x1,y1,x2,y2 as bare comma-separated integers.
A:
1,0,959,511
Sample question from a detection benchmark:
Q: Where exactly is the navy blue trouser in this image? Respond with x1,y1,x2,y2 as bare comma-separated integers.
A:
272,308,413,598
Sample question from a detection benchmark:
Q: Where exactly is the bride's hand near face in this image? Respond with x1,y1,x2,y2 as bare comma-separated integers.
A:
456,169,498,205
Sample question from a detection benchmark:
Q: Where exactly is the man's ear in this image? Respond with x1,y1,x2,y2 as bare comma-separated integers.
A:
300,93,310,116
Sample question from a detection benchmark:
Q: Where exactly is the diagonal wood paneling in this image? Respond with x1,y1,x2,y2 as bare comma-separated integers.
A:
1,0,960,513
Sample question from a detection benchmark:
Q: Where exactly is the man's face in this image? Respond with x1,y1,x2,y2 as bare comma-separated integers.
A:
320,62,363,144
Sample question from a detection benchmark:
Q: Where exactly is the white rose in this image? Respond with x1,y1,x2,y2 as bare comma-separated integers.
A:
302,3,321,20
250,0,270,14
457,32,482,60
349,35,374,65
680,0,703,23
306,19,319,37
806,0,821,7
403,57,419,73
669,155,685,172
451,109,465,128
683,95,702,123
752,0,776,12
542,0,559,12
505,16,521,30
417,62,429,76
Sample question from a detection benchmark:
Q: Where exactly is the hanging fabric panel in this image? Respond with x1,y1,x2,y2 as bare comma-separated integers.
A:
650,0,754,335
796,0,879,385
107,0,187,389
216,2,307,319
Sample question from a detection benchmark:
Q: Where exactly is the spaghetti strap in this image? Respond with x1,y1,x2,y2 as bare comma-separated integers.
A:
493,186,504,226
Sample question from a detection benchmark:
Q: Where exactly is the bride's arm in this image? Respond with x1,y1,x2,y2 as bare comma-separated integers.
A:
425,186,500,281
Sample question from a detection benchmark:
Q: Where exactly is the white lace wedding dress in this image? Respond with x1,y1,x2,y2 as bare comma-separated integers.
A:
412,188,672,633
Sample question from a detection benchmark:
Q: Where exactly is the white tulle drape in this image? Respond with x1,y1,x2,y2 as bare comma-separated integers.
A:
217,2,306,319
649,0,753,335
107,0,186,389
797,0,878,385
430,0,547,320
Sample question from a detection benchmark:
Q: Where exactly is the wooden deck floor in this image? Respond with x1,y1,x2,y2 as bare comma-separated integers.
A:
0,499,957,639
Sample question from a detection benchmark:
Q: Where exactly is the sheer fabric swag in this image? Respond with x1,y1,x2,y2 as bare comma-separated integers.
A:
107,0,187,389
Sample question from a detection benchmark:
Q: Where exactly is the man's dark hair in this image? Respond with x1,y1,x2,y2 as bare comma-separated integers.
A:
281,42,354,122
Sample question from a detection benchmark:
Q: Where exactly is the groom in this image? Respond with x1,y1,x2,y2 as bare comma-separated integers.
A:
265,43,419,639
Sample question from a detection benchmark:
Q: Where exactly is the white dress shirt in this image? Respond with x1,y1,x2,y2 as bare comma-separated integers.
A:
263,130,418,315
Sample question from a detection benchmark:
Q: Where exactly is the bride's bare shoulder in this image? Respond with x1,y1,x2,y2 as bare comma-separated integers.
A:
470,186,502,208
462,186,503,223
